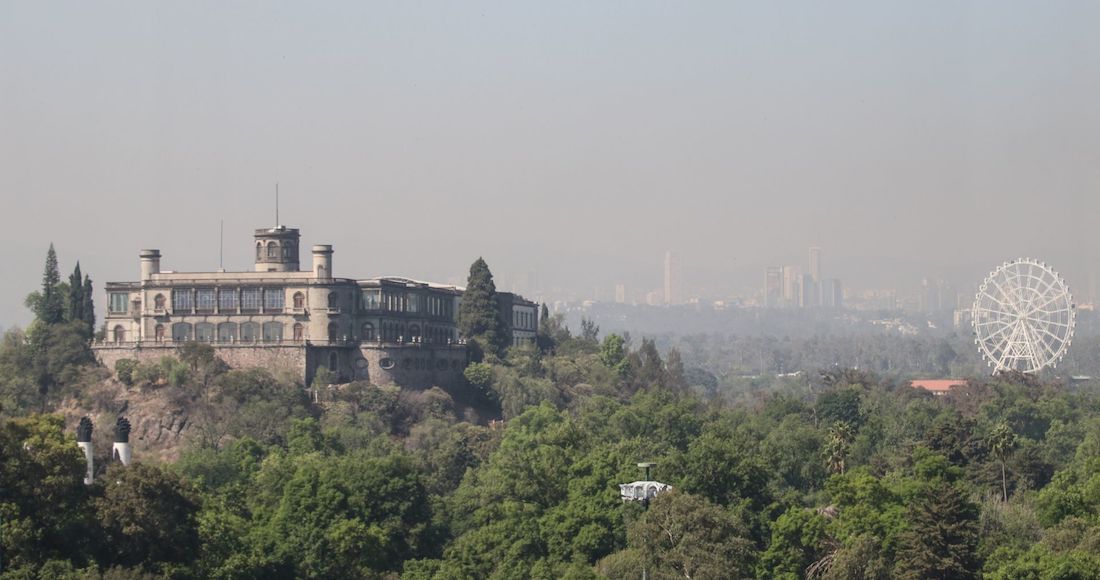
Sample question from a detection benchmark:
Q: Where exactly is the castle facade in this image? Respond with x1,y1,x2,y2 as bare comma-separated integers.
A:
93,225,537,387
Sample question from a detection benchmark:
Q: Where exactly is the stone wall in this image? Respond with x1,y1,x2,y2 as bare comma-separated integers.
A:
94,343,308,381
96,342,466,390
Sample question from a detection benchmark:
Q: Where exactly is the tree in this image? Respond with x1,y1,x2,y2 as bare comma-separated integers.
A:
824,421,855,475
580,318,600,344
988,421,1017,502
82,274,96,336
599,334,629,378
94,463,201,570
629,489,756,579
67,262,84,326
894,482,981,579
456,258,504,355
37,244,65,325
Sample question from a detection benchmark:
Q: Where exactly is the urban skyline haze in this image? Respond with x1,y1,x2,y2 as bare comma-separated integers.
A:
2,1,1099,326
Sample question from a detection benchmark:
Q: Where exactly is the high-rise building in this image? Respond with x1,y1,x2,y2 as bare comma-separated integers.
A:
764,266,783,307
821,278,843,308
808,247,822,282
783,266,801,306
663,251,675,305
615,283,627,304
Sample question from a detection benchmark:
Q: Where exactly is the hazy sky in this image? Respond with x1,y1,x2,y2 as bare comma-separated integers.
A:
2,1,1099,326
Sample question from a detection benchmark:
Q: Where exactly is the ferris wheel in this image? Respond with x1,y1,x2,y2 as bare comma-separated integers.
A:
972,259,1075,374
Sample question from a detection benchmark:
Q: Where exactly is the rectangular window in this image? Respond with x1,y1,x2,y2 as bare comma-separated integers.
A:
362,289,381,310
109,293,129,314
263,322,283,342
195,289,216,312
172,289,193,312
241,288,261,311
264,288,285,310
218,288,238,311
407,293,420,313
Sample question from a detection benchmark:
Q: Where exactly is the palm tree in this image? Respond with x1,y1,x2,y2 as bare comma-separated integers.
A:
824,421,855,475
988,422,1016,502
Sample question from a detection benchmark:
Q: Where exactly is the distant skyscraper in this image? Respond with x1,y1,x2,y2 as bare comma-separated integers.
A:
782,265,801,307
615,283,627,304
808,247,822,282
663,251,675,305
764,266,782,308
821,278,843,308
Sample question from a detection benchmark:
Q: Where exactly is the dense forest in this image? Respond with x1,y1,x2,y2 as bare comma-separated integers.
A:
3,251,1100,579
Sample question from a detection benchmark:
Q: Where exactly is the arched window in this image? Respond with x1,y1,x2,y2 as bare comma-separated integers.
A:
153,294,166,309
263,322,283,342
282,244,293,258
217,322,238,343
293,292,305,309
328,322,339,342
240,322,259,343
327,292,338,309
256,242,262,260
112,325,125,344
292,323,303,341
316,264,327,278
267,241,278,259
154,324,165,342
171,322,192,342
195,322,215,342
409,324,421,338
361,322,375,341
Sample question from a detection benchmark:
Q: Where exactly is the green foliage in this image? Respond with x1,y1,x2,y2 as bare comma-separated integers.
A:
37,243,65,325
456,257,505,355
114,359,137,386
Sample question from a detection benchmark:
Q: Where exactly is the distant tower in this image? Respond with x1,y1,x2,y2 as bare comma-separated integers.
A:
805,247,822,281
764,266,783,308
312,245,333,279
254,226,301,272
615,283,627,304
663,251,675,306
112,417,132,466
139,249,161,281
76,417,94,485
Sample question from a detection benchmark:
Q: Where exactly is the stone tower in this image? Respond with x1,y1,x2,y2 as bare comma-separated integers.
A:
254,226,301,272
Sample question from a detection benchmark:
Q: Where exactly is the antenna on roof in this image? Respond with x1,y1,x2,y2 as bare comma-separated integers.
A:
275,182,279,227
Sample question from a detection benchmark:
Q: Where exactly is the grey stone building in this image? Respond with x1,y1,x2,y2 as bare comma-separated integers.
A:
94,224,536,387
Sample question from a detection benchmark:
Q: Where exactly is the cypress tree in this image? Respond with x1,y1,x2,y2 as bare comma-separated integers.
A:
456,257,503,354
894,482,981,579
68,262,84,324
81,274,96,335
38,244,64,325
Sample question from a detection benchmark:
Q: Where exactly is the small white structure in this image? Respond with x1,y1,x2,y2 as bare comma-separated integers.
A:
619,481,672,502
112,417,132,466
76,417,94,485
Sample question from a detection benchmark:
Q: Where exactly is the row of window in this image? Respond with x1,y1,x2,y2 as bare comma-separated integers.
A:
111,320,458,344
512,309,537,330
109,288,457,318
359,289,454,317
256,241,297,260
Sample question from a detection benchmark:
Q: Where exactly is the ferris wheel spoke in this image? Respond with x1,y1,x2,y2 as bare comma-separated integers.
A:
988,278,1024,315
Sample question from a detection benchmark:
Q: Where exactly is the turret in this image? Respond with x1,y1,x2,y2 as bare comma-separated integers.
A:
76,417,94,485
254,226,301,272
312,245,333,279
112,417,132,466
140,249,161,281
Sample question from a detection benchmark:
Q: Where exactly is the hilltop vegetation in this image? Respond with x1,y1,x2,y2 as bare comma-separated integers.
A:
3,252,1100,578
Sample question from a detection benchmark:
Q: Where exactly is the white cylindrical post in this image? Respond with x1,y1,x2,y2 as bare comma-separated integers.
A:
112,441,132,466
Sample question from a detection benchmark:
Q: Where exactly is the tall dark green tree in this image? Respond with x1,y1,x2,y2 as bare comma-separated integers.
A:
38,244,65,325
894,482,981,579
456,257,504,355
67,262,84,325
81,274,95,334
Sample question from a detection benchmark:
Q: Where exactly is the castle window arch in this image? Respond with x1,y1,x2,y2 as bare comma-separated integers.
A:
195,322,215,342
361,322,375,341
293,292,305,309
292,323,303,341
112,325,125,344
409,324,421,338
328,322,339,342
171,322,192,342
153,294,166,309
256,242,263,260
267,241,278,259
240,322,259,343
217,322,238,342
154,324,165,342
327,292,338,309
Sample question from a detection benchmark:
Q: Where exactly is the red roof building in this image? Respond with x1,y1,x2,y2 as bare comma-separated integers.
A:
910,379,967,395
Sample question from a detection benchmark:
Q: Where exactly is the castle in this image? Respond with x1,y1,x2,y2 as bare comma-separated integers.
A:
93,225,537,387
